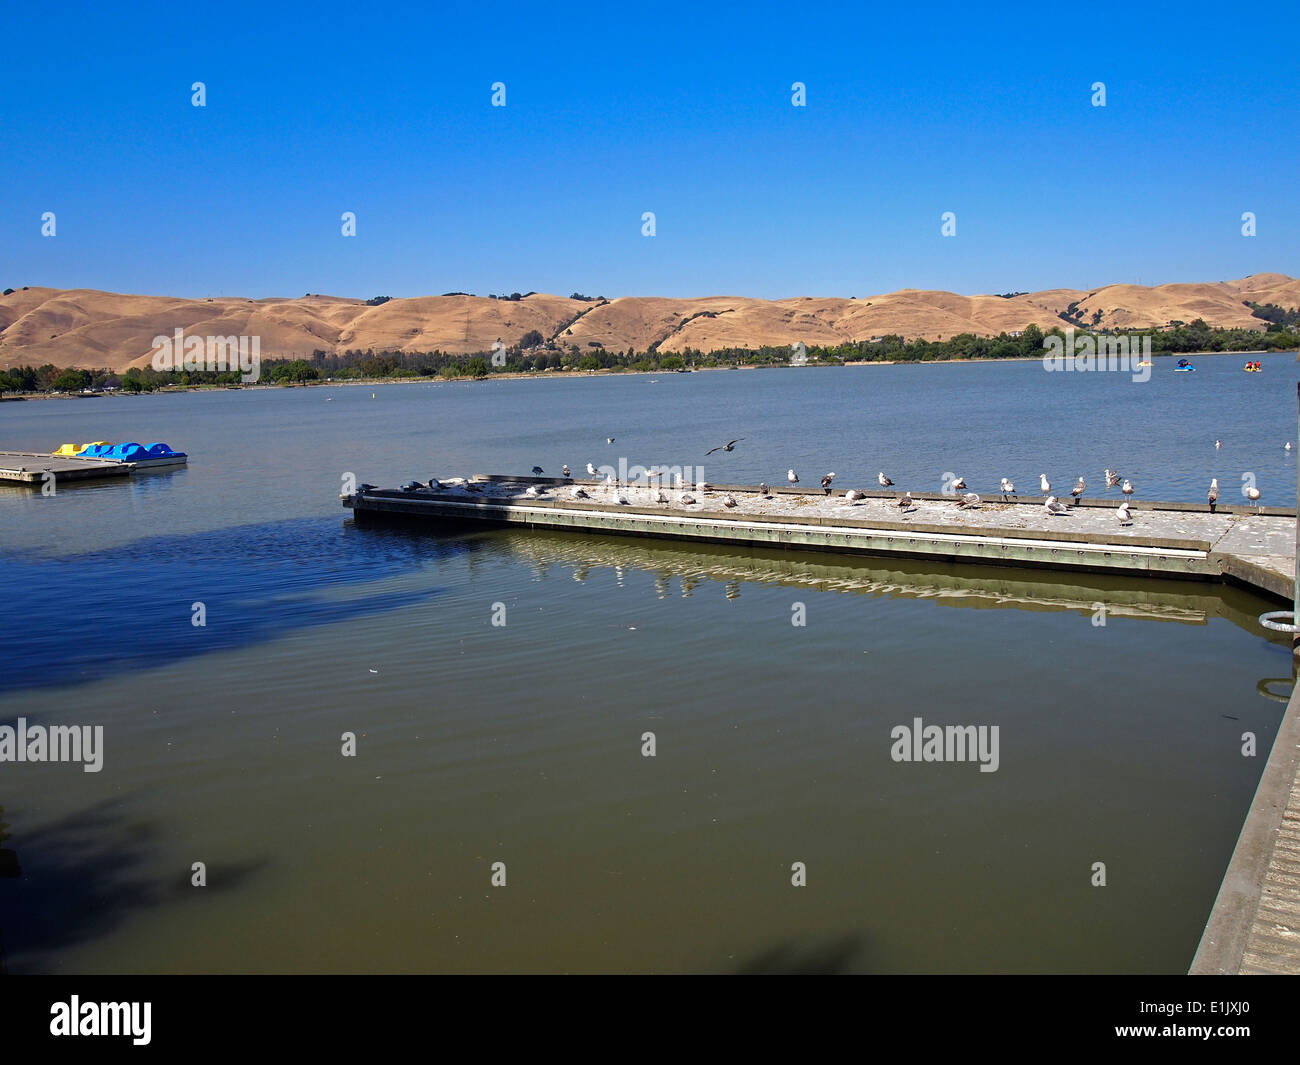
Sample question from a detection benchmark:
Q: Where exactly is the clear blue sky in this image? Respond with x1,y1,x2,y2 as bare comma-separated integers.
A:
2,0,1296,300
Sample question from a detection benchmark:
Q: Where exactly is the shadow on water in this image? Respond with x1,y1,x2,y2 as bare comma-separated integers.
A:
0,517,489,697
731,932,870,974
0,799,267,974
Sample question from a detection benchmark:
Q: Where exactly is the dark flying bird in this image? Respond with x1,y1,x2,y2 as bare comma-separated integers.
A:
706,439,744,456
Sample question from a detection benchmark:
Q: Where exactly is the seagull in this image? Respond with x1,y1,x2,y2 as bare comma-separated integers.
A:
1287,442,1293,451
1246,485,1262,509
821,473,836,494
844,489,867,502
788,469,799,485
1121,479,1134,497
1117,501,1132,526
999,478,1016,501
656,489,669,504
531,465,544,475
586,462,597,476
1215,439,1221,450
573,487,590,499
878,472,894,488
1208,478,1219,513
1071,477,1085,505
679,493,697,505
1040,474,1051,496
957,492,980,509
524,485,542,496
607,437,615,444
706,439,744,455
427,478,441,490
897,492,915,512
615,491,629,505
1044,496,1070,516
1104,469,1121,490
562,465,571,477
951,477,966,491
758,482,770,496
697,481,714,493
723,494,738,508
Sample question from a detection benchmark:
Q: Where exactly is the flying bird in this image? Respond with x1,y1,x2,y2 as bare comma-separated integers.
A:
1215,439,1222,449
787,469,799,485
821,473,836,494
607,437,615,444
878,472,894,488
1208,478,1219,513
999,478,1016,501
706,439,744,455
1287,442,1293,451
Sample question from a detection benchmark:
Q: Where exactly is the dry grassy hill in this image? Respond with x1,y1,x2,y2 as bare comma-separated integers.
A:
1,274,1295,372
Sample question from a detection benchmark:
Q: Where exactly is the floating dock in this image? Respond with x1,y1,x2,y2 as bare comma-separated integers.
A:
343,474,1297,601
0,451,134,484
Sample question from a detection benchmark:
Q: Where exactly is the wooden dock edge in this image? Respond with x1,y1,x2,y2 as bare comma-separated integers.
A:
1191,680,1300,974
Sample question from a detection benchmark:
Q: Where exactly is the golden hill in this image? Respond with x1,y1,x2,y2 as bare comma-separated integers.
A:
1,274,1295,372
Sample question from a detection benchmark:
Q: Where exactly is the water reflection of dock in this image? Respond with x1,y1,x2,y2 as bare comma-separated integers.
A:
345,475,1297,602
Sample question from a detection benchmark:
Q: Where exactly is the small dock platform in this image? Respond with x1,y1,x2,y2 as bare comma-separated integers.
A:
343,474,1297,601
0,451,134,484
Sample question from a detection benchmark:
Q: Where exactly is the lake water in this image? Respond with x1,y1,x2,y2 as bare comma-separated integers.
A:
1,352,1296,973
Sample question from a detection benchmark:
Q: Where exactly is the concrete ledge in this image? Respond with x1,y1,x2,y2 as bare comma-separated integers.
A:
1191,681,1300,974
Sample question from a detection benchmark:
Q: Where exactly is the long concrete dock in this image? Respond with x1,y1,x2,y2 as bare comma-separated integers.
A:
343,475,1298,601
0,450,133,484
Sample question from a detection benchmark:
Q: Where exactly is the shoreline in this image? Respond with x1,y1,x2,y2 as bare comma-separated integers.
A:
3,348,1293,400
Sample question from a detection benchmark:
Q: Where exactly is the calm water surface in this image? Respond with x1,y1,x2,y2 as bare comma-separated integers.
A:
0,354,1295,973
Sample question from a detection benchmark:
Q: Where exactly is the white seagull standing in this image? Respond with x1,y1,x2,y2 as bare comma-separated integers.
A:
1208,478,1219,513
586,462,597,477
878,472,894,489
999,477,1016,501
1246,485,1262,509
1039,474,1052,497
1117,501,1132,526
562,464,571,477
1121,479,1134,497
788,469,799,486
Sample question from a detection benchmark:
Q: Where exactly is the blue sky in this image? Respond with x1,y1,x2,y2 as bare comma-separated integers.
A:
1,1,1296,300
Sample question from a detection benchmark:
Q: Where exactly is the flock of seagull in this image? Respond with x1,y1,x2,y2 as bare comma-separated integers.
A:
421,435,1272,527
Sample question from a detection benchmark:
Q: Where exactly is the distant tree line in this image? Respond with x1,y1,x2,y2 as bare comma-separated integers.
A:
3,321,1297,394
